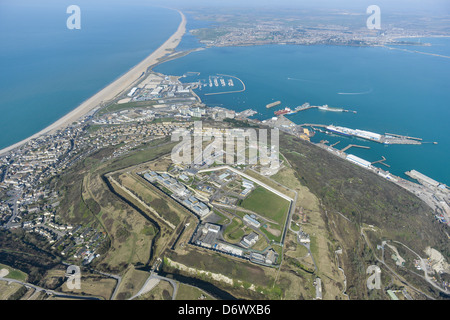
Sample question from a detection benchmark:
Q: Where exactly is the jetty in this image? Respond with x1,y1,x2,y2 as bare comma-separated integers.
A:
266,101,281,109
371,156,390,168
289,103,357,114
341,144,370,153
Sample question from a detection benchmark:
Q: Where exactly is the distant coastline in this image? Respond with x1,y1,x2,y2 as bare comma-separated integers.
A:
0,9,186,156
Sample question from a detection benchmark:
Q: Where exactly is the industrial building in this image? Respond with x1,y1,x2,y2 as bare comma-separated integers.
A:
249,249,278,265
215,243,243,257
240,232,259,248
196,223,221,248
127,87,138,97
243,214,261,228
346,154,372,168
143,171,210,217
240,178,254,197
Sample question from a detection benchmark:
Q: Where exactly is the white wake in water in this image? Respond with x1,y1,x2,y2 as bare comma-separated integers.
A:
337,89,373,95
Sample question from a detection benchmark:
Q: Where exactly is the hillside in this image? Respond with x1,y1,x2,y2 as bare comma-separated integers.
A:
279,133,449,299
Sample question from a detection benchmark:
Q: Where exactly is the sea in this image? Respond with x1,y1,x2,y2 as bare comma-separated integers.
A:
155,27,450,185
0,0,180,149
1,3,449,185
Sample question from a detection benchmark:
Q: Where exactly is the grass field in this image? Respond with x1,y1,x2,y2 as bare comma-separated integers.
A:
260,222,282,243
97,100,157,116
61,275,117,300
0,263,28,282
223,217,244,243
0,281,24,300
175,283,214,300
239,186,290,225
115,266,150,300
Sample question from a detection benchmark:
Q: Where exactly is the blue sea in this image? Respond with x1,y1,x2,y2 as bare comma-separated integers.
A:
155,36,450,185
1,2,449,186
0,0,180,148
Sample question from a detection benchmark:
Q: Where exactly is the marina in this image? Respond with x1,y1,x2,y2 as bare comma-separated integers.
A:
203,74,246,96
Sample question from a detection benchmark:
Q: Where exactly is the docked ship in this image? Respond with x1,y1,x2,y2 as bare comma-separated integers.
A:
318,104,344,112
326,125,382,142
325,125,353,137
274,107,292,116
295,102,310,112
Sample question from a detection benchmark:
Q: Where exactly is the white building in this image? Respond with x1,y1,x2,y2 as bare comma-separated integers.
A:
346,154,371,168
127,87,138,97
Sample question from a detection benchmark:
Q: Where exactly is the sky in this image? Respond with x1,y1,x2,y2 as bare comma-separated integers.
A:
1,0,449,16
157,0,450,15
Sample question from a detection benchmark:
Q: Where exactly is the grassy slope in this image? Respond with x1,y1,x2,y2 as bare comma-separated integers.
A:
279,133,450,299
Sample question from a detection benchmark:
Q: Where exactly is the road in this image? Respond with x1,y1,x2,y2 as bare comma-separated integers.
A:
129,272,178,300
360,228,436,299
5,192,22,229
0,277,101,300
198,166,293,202
61,262,122,300
391,240,448,294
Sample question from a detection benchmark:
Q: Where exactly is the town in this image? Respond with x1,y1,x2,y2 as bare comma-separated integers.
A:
1,66,449,298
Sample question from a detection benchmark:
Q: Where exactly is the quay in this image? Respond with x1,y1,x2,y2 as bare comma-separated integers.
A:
288,103,357,114
301,124,426,146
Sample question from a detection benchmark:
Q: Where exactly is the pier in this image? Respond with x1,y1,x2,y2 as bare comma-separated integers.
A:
204,74,246,96
290,104,357,114
385,133,422,141
371,156,390,168
340,144,370,153
330,141,340,148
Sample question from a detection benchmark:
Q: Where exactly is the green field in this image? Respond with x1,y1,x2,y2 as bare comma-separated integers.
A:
0,263,28,282
239,186,290,225
176,283,214,300
97,100,157,116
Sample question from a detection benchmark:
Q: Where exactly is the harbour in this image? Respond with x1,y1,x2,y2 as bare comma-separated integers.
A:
272,103,357,116
153,39,450,186
320,124,430,145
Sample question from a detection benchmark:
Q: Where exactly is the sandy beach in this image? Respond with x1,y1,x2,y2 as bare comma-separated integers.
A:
0,9,186,156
